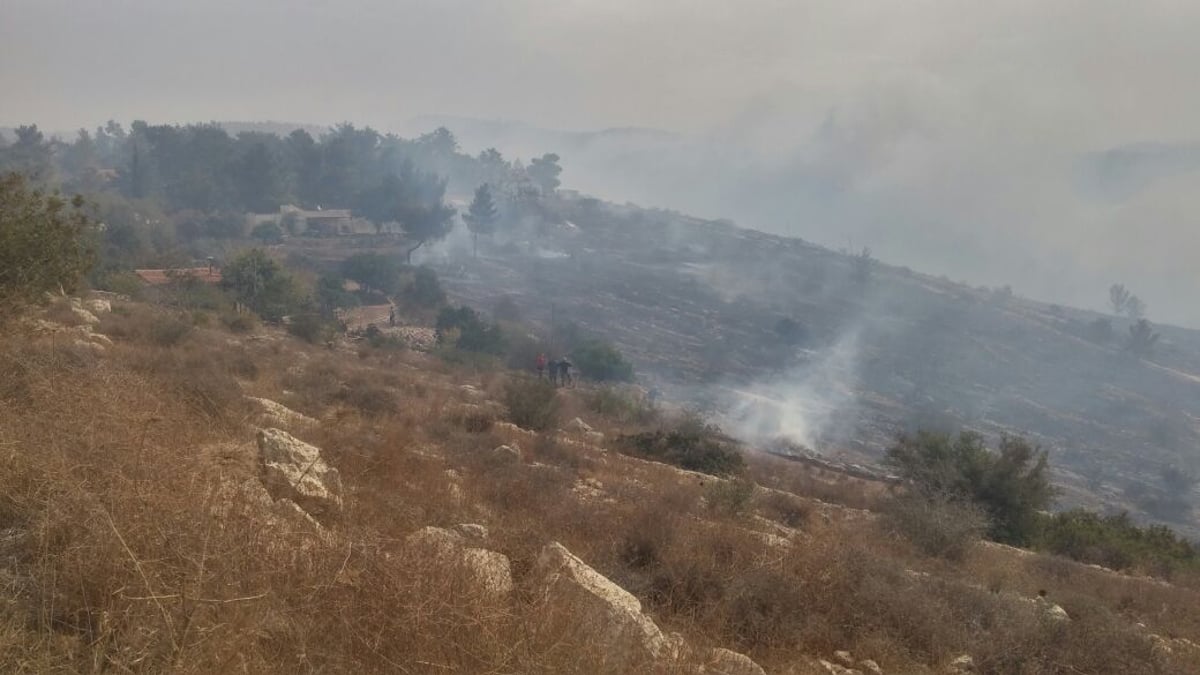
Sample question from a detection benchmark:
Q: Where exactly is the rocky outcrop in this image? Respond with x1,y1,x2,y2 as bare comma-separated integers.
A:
564,417,593,433
946,654,975,673
702,647,767,675
493,443,522,463
248,396,317,429
403,526,513,599
257,428,343,522
83,298,112,314
533,541,667,667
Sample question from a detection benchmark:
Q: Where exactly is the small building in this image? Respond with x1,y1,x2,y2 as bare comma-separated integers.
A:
249,205,359,236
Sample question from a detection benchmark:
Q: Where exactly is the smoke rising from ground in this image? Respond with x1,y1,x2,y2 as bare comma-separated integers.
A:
722,328,862,453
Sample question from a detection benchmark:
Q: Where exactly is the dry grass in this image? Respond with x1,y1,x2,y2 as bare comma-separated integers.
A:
2,301,1200,674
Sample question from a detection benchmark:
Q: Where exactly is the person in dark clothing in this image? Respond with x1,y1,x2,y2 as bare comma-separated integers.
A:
558,357,573,387
547,357,560,386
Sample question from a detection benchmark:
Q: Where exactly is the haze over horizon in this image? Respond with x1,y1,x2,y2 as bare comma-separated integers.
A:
4,0,1200,325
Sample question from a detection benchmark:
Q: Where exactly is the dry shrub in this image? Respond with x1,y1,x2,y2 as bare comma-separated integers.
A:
131,347,243,423
100,303,194,347
704,478,756,518
745,452,888,511
337,373,400,417
503,376,560,431
756,490,811,528
884,493,987,561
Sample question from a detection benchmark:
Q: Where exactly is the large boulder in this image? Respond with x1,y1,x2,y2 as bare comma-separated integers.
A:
257,428,343,522
534,542,667,667
403,526,513,599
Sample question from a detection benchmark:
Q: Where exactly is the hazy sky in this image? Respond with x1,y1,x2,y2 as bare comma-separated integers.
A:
4,1,1200,323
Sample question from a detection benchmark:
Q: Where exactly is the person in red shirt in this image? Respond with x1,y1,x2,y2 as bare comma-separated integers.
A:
535,352,548,379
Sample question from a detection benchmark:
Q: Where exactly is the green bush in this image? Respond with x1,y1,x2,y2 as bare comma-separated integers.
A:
571,338,634,382
220,249,302,322
0,173,95,318
1034,510,1200,577
502,377,560,431
251,221,284,244
436,306,505,355
886,431,1053,546
705,478,756,517
287,311,335,344
586,387,658,425
220,311,258,333
619,417,744,476
406,266,445,308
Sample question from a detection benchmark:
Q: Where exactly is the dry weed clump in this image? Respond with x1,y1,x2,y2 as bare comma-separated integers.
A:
502,376,560,431
745,452,889,511
883,493,987,561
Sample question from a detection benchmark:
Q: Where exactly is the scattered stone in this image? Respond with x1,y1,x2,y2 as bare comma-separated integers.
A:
257,428,343,522
84,298,112,314
564,417,594,433
819,659,862,675
493,444,522,463
460,384,487,400
403,526,513,598
835,651,856,667
451,523,489,542
534,541,667,666
69,304,100,326
494,421,538,441
704,647,767,675
584,430,606,444
858,658,884,675
1039,599,1070,622
248,396,317,429
947,654,975,673
72,339,105,355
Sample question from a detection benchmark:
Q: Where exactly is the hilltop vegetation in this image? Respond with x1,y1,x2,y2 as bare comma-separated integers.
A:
3,118,1200,672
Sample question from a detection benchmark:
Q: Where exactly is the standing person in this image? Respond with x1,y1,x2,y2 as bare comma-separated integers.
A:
535,352,548,379
547,357,560,386
558,357,574,388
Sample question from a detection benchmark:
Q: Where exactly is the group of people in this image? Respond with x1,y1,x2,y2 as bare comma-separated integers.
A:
535,353,574,386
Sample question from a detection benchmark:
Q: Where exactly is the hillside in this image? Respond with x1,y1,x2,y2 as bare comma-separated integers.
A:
407,195,1200,537
3,294,1200,674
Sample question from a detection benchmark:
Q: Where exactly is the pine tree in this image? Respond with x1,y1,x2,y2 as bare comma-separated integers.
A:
464,183,499,258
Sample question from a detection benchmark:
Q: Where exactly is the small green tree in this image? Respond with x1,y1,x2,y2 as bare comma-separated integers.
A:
571,338,635,382
528,153,562,194
220,249,300,322
250,221,284,244
406,266,445,308
0,173,95,319
1126,319,1159,357
339,253,403,296
436,305,504,354
464,183,499,258
886,431,1054,545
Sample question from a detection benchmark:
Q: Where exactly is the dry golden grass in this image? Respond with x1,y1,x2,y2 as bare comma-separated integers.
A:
3,300,1200,674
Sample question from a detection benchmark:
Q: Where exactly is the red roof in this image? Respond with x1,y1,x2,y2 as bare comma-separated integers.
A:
134,268,223,285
